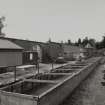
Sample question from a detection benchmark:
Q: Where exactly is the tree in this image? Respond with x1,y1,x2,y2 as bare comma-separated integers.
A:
78,38,82,44
74,41,78,46
67,39,72,45
82,37,89,46
88,38,96,47
61,40,63,44
0,16,5,37
75,38,82,46
96,42,101,49
100,36,105,48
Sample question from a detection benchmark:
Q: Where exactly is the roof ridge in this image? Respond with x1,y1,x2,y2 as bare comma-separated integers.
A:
0,38,23,49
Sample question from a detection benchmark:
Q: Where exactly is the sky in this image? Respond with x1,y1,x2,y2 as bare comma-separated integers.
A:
0,0,105,42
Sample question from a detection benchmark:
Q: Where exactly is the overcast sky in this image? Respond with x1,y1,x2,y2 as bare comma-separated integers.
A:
0,0,105,42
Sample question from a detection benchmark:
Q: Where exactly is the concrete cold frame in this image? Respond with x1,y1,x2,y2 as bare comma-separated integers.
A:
0,57,102,105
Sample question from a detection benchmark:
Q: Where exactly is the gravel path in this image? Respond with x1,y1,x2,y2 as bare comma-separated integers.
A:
61,64,105,105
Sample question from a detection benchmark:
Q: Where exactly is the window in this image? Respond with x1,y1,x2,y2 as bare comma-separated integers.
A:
64,52,67,55
30,53,33,60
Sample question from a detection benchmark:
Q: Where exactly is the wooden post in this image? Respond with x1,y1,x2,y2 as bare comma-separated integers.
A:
14,66,16,82
51,58,54,70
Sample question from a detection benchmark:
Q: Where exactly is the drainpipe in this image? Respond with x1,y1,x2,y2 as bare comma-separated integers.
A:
37,58,40,74
37,61,39,74
52,62,54,70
